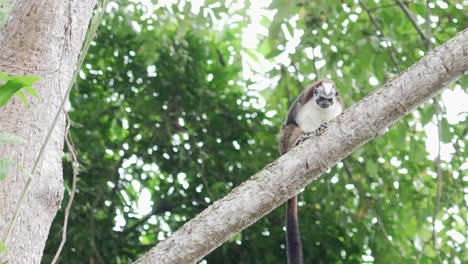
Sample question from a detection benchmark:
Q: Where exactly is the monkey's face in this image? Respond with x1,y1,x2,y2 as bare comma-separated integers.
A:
313,82,338,109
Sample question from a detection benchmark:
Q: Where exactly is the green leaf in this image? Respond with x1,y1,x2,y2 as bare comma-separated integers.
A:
440,118,452,143
0,74,40,107
396,125,407,148
0,157,13,181
15,91,28,108
0,0,14,30
373,53,387,81
0,71,9,81
23,85,39,98
365,160,378,175
0,133,25,145
0,80,24,107
9,75,40,86
228,232,242,242
0,241,6,253
420,107,435,125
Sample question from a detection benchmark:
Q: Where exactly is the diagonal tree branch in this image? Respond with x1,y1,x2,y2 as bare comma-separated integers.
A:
133,29,468,264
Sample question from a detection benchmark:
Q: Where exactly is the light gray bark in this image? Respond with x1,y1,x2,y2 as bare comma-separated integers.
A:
0,1,96,263
134,29,468,264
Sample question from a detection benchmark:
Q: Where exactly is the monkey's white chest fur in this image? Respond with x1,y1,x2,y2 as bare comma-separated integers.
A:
296,101,342,132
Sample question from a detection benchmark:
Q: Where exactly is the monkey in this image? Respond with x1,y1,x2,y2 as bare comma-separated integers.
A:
278,79,344,264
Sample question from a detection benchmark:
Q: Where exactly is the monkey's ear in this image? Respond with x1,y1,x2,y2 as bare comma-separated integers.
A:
304,85,315,102
314,80,323,87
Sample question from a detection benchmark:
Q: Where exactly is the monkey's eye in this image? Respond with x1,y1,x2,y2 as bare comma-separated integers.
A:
335,91,339,96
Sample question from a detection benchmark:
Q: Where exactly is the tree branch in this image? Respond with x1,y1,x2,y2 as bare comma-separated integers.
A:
133,29,468,264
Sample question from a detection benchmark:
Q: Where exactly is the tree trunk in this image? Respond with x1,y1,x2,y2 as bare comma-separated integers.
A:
0,1,96,263
134,29,468,264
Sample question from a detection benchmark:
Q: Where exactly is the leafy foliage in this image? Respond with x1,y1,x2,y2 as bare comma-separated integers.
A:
43,1,467,263
0,72,39,182
0,0,13,29
0,133,25,187
0,72,39,108
0,158,13,182
0,241,6,253
0,133,25,145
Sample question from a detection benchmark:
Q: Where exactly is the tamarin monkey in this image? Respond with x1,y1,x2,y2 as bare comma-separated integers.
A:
278,79,344,264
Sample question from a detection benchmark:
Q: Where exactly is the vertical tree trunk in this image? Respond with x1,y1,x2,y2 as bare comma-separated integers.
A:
0,1,96,263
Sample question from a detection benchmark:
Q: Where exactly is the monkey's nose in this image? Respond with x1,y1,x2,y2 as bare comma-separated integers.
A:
317,98,333,108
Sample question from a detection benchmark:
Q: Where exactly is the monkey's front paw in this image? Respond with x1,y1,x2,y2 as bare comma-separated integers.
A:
315,123,328,136
295,132,313,146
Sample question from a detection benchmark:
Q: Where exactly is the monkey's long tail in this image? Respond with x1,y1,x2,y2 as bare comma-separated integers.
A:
286,195,303,264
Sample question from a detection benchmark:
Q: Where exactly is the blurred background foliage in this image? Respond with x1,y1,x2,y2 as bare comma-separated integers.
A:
43,0,467,263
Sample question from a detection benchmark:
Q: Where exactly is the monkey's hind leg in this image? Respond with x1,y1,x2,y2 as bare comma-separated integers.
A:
279,123,304,154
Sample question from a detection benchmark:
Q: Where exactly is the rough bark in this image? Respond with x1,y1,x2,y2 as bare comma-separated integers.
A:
134,29,468,264
0,1,96,263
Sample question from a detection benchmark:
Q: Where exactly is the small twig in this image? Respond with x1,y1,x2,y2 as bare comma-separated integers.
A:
90,197,105,264
280,66,292,105
396,0,432,48
164,120,215,200
343,162,388,237
359,0,413,12
310,50,319,79
359,0,400,71
215,48,226,67
415,237,432,263
51,112,79,264
452,124,467,174
423,0,443,263
120,201,186,236
285,80,292,106
291,61,305,91
369,2,402,11
424,0,433,51
432,97,443,264
343,160,403,254
180,145,215,200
